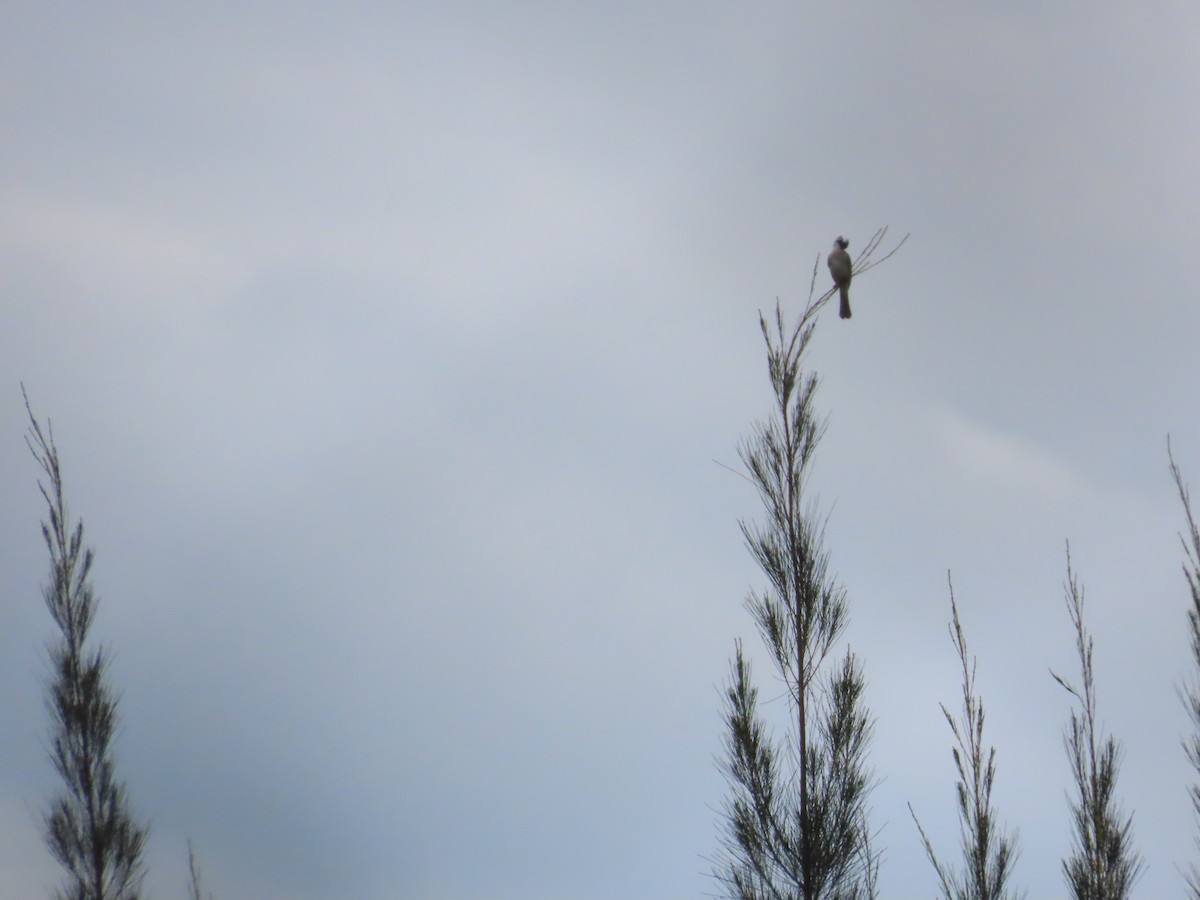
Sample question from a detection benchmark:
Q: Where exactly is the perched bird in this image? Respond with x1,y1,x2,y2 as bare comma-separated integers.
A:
827,236,852,319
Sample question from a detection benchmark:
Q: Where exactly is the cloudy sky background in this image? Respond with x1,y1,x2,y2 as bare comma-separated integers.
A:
2,3,1199,898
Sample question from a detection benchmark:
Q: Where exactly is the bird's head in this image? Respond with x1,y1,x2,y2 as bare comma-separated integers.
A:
834,236,849,250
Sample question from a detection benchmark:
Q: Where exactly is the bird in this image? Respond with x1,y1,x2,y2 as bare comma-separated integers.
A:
827,236,852,319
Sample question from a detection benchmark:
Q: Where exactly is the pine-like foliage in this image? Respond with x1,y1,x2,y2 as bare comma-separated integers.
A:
714,299,877,900
25,391,148,900
188,839,215,900
1051,548,1143,900
1170,442,1200,899
911,579,1022,900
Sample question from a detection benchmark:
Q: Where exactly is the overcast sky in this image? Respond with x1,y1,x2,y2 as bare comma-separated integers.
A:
3,4,1200,898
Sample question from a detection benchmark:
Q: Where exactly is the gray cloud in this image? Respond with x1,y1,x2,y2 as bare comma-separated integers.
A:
3,4,1199,898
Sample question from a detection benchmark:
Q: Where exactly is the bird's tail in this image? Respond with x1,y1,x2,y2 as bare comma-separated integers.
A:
839,287,851,320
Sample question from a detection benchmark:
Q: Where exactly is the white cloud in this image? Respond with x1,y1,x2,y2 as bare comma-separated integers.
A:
931,407,1097,505
0,194,241,304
